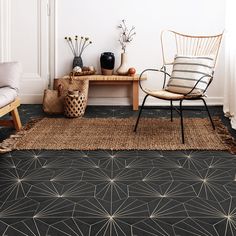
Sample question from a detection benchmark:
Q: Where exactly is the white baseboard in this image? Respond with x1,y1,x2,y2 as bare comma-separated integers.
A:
20,94,43,104
87,97,131,106
142,96,223,106
20,94,223,106
88,96,223,106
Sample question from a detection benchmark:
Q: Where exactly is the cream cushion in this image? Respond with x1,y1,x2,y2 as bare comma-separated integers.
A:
166,56,214,95
0,87,18,108
143,88,185,100
0,62,21,91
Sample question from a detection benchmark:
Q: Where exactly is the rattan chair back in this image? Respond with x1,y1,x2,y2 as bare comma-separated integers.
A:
160,30,223,68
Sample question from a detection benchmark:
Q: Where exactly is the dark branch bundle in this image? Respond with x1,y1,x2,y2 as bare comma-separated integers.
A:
65,36,92,57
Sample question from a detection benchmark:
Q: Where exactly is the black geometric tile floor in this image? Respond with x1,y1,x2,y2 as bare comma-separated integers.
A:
0,105,236,236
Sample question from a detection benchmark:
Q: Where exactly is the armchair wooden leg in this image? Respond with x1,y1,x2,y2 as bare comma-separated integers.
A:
170,100,173,122
180,100,184,144
11,108,22,131
201,98,215,130
134,94,149,132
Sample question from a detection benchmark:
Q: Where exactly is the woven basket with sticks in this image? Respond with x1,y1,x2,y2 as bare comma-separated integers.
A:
63,74,89,118
64,91,87,118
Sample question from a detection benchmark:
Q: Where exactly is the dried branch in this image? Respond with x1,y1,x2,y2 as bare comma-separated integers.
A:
65,37,76,56
79,37,83,55
75,35,78,56
117,20,136,53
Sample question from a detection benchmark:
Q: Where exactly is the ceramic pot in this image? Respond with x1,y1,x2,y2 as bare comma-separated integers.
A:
73,56,83,69
100,52,115,75
116,53,129,75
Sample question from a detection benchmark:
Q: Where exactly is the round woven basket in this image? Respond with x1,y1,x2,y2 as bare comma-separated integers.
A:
64,93,87,118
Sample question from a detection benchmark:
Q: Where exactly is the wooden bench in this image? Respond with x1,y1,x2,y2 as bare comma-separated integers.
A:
54,74,146,110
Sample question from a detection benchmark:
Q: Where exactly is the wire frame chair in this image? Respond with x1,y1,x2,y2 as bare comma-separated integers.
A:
134,30,223,143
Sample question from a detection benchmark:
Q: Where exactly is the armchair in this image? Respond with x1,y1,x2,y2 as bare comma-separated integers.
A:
134,30,223,143
0,62,22,131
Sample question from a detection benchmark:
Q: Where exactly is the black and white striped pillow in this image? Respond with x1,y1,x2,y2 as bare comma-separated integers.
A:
165,56,214,95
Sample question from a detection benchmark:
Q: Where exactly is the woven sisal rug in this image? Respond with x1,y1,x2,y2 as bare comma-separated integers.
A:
1,117,236,152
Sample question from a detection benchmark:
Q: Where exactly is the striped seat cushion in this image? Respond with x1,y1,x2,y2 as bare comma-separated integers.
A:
165,56,214,95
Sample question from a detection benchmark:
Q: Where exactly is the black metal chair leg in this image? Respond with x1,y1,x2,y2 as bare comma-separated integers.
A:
180,100,184,144
170,100,173,122
134,94,149,132
201,98,215,130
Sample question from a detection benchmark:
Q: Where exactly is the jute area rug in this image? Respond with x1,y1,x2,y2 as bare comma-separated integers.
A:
1,117,235,152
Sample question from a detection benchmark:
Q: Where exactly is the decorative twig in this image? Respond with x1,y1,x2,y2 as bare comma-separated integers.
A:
79,37,88,57
127,26,136,42
117,19,136,53
69,37,76,56
75,35,78,56
80,41,92,56
79,36,83,56
65,37,75,56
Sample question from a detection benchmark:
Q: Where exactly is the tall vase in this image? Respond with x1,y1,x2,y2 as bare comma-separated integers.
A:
116,53,129,75
73,56,83,69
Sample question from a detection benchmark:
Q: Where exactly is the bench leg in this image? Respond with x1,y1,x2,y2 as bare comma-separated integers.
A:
132,81,139,110
11,108,22,131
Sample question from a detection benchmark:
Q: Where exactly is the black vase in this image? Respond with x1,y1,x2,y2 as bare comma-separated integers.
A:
100,52,115,75
73,56,83,69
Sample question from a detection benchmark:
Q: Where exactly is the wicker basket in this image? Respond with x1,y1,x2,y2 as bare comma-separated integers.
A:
70,70,96,76
64,92,87,118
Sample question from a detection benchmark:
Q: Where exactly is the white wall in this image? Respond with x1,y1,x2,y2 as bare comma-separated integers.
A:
0,0,225,105
55,0,225,106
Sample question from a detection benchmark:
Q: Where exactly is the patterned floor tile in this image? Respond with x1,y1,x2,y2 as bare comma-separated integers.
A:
3,218,49,236
47,218,90,236
0,105,236,235
132,218,176,236
173,218,220,236
0,197,39,219
34,198,75,218
95,181,128,201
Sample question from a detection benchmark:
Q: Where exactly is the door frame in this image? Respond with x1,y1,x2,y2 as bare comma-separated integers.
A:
49,0,56,89
0,0,11,62
0,0,52,103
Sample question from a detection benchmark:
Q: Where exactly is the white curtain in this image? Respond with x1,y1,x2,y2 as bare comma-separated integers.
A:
224,0,236,129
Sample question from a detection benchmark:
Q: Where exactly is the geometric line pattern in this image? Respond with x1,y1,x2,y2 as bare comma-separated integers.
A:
0,105,235,235
0,149,236,235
